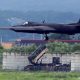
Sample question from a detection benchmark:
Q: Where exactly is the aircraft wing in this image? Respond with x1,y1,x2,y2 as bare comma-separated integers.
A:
0,26,56,34
0,25,74,34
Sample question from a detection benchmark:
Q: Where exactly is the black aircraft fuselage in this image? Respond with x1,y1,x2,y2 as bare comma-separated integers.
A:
11,21,80,35
0,20,80,35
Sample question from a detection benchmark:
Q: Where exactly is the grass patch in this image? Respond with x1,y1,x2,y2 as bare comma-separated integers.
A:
0,71,79,80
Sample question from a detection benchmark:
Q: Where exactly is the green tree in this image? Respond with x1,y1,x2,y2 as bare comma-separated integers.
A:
49,33,70,40
47,42,71,54
22,44,37,54
6,44,37,54
72,43,80,52
0,45,4,64
0,45,4,53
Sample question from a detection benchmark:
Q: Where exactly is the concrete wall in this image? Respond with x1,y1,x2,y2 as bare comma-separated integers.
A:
71,54,80,71
38,53,71,64
2,52,30,70
60,54,71,64
2,52,80,71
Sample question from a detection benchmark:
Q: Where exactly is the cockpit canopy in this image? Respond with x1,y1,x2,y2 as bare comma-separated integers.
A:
23,22,28,25
23,21,34,26
13,21,41,27
22,21,40,26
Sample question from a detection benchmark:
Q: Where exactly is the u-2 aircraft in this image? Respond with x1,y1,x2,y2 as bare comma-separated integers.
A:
0,19,80,40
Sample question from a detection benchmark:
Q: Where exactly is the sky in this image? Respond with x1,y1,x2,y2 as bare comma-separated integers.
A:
0,0,80,13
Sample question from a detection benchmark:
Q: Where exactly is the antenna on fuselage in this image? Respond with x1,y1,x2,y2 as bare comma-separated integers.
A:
42,20,45,23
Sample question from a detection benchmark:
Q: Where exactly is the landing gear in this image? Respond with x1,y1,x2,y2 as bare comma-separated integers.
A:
44,34,49,40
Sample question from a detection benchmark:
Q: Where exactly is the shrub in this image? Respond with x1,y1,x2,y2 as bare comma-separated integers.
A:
47,41,72,54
